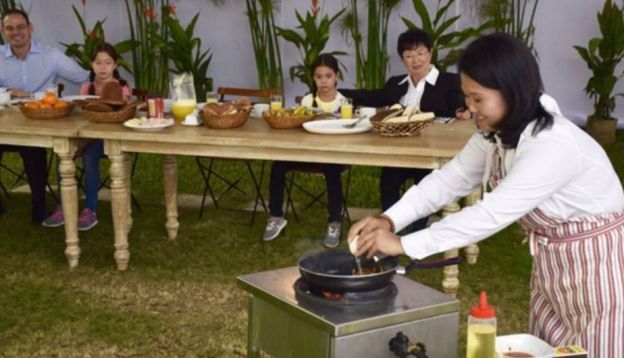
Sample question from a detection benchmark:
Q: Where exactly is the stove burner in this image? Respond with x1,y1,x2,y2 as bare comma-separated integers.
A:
294,277,397,307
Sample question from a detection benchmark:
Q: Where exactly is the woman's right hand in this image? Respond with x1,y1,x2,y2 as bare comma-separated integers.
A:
348,216,392,240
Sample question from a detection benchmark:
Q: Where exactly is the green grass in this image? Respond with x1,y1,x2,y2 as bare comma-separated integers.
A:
0,131,622,356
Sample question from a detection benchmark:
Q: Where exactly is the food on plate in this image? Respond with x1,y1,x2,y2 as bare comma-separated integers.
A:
382,106,434,123
125,116,172,128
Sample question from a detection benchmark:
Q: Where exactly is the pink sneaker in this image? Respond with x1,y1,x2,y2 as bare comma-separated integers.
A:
78,208,98,231
42,206,64,228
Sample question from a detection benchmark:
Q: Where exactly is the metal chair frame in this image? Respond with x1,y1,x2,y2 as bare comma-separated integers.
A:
284,166,352,224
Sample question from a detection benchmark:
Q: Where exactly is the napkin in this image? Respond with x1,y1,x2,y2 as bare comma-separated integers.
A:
183,109,202,125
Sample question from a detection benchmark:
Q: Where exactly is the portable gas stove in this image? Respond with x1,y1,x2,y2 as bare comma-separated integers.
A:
237,266,459,358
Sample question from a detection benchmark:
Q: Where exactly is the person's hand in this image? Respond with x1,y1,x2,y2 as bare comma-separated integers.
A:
455,107,471,120
10,88,31,98
348,216,405,258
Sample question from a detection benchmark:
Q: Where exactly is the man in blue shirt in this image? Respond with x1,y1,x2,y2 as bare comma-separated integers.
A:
0,8,88,223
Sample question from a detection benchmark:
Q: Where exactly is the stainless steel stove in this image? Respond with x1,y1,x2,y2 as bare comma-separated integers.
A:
238,266,459,358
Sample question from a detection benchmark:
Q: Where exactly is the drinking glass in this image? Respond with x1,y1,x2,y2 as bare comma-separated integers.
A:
206,91,219,104
170,73,197,123
270,94,283,111
340,98,353,119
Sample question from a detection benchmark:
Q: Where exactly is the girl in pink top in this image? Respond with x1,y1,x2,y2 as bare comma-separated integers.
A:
43,43,132,231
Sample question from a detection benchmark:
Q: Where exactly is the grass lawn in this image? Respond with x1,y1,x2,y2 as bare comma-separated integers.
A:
0,131,622,356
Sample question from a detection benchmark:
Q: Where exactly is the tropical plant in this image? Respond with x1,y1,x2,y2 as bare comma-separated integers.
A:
123,0,172,95
340,0,402,90
60,5,134,72
0,0,25,45
574,0,624,120
402,0,495,71
276,2,346,93
473,0,540,50
245,0,283,91
154,14,213,102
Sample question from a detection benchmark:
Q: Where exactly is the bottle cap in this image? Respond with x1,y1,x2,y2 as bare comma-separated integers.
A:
470,291,495,319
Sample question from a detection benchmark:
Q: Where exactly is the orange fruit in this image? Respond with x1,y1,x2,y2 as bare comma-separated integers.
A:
40,103,52,109
42,93,58,106
24,102,40,109
54,101,69,108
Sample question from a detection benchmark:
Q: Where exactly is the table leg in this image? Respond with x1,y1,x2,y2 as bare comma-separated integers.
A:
105,141,130,270
163,155,179,240
124,154,133,233
464,188,482,264
441,200,461,297
54,138,79,269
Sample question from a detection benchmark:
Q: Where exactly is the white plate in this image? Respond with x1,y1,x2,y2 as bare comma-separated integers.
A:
303,118,372,134
123,117,175,132
62,95,99,101
496,334,554,358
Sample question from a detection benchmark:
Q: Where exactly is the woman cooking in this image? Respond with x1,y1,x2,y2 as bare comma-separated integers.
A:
348,33,624,357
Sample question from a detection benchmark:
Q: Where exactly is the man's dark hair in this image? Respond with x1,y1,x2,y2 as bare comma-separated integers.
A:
458,33,553,148
397,28,432,57
2,8,30,25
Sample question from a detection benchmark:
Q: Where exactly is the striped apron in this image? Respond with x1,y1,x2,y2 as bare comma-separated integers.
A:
488,144,624,357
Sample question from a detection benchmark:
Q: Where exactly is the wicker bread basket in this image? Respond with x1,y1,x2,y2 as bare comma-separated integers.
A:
202,108,250,129
83,105,137,123
369,109,434,137
19,103,73,119
262,111,316,129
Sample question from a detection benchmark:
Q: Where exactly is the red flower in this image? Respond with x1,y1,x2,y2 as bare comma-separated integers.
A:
143,7,158,21
80,0,86,5
311,0,320,17
167,4,176,16
87,30,95,39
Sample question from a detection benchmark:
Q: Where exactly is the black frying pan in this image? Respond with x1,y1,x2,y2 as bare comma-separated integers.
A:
298,250,462,292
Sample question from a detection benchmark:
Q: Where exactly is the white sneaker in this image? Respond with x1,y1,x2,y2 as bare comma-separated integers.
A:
263,216,287,241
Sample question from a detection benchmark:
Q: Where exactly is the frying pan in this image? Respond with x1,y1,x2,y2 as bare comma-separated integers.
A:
298,250,462,292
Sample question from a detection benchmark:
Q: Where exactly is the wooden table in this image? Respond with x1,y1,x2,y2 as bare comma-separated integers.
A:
80,118,479,294
0,107,88,268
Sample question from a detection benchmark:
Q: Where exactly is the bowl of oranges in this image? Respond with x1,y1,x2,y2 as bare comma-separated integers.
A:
19,93,73,119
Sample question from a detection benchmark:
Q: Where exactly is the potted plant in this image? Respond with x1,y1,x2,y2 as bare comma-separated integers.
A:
574,0,624,145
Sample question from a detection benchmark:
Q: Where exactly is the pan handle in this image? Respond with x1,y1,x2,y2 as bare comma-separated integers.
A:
396,256,463,275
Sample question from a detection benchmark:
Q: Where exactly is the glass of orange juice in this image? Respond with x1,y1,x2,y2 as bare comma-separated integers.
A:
170,73,197,123
270,94,283,111
340,98,353,119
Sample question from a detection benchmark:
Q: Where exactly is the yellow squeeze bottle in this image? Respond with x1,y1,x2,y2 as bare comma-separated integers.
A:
466,291,496,358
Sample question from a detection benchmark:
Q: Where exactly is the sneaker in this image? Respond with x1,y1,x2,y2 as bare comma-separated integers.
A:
323,222,341,248
78,208,98,231
263,216,287,241
42,206,64,228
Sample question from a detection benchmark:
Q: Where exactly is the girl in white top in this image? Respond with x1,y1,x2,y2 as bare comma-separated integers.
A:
264,54,348,249
349,34,624,356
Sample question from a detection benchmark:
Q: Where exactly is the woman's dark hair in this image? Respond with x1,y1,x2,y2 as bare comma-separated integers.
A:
310,53,340,96
397,28,432,57
458,33,552,148
88,43,127,95
2,8,29,24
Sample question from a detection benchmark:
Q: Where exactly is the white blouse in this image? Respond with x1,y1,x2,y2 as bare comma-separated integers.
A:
301,92,346,113
385,94,624,259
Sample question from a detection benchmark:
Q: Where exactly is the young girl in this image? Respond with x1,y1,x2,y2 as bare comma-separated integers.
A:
264,54,347,248
43,43,131,231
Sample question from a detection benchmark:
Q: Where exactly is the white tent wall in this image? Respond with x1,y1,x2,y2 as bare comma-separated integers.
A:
19,0,623,125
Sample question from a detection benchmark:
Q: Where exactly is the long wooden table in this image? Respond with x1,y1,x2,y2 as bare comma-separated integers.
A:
0,107,87,268
80,118,479,294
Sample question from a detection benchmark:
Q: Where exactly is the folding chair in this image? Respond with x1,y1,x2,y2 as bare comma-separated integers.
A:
0,149,58,202
195,87,280,222
284,166,352,224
